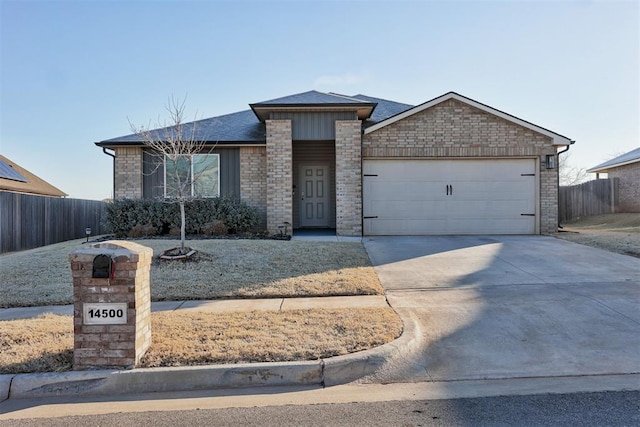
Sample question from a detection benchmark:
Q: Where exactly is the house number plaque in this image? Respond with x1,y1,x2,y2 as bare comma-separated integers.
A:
83,303,128,325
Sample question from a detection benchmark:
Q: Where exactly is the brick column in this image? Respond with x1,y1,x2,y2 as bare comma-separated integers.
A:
70,241,152,370
540,153,559,234
335,120,362,236
266,120,293,235
240,146,268,229
114,147,143,199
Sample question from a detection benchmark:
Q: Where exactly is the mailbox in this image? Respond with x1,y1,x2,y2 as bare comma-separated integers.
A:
92,254,113,279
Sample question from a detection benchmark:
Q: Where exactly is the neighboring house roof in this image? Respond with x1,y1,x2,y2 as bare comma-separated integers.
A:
96,90,570,147
364,91,574,146
587,147,640,173
0,154,67,197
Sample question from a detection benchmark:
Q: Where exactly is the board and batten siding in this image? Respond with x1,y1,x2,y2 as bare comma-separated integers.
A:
142,148,240,199
292,141,336,229
271,112,357,140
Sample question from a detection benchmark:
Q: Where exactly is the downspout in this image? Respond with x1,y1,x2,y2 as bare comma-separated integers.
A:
102,147,116,200
556,141,575,230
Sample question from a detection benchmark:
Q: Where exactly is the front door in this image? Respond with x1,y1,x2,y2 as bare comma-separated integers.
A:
299,165,330,227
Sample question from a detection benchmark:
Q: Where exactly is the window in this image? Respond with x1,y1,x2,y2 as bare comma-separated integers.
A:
164,154,219,198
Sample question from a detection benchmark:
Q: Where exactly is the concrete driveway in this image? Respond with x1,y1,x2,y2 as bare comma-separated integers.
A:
363,236,640,383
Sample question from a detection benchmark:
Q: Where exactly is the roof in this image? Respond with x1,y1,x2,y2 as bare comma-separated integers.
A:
0,154,67,197
253,90,370,105
98,109,265,145
97,91,392,147
364,91,574,146
351,94,414,126
96,90,571,147
250,90,377,121
587,147,640,173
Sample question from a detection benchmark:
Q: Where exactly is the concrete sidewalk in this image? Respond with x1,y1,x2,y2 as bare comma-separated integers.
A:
0,295,388,321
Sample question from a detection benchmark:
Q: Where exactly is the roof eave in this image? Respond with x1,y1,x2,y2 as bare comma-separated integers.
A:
587,158,640,173
95,140,265,148
249,103,377,122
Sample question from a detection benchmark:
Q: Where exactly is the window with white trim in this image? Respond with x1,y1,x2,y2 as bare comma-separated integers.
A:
164,154,219,198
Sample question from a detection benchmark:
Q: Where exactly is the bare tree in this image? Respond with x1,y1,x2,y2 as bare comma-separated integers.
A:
559,151,588,186
129,96,214,253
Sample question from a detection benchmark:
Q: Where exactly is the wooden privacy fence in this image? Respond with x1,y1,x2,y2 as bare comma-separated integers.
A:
559,178,619,223
0,191,108,253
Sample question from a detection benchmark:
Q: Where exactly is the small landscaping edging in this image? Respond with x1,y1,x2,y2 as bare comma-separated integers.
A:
159,247,197,261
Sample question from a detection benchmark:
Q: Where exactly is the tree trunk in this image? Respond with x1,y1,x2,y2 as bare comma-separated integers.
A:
180,201,186,251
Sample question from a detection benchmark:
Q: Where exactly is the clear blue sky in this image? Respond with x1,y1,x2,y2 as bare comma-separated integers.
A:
1,0,638,200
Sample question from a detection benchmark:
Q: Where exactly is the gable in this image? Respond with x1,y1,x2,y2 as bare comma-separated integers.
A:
365,92,572,146
363,98,555,156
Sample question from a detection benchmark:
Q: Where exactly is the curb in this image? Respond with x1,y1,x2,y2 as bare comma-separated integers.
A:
0,375,10,401
0,308,423,401
3,362,322,400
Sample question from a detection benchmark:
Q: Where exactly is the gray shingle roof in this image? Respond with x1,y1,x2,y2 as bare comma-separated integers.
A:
98,109,265,144
587,147,640,172
352,94,414,126
96,91,412,146
252,90,371,106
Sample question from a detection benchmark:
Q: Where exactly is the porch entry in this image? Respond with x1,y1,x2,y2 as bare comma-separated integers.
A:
299,165,330,227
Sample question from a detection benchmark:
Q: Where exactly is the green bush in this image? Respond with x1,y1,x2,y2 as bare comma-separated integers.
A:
105,197,260,237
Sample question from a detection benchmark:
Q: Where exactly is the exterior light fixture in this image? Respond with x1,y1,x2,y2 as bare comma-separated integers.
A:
545,154,556,169
85,227,92,243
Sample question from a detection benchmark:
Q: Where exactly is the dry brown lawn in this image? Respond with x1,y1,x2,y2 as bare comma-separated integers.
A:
0,239,383,308
557,213,640,258
0,238,397,375
0,308,402,374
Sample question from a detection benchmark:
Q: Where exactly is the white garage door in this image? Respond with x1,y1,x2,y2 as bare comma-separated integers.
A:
363,159,537,235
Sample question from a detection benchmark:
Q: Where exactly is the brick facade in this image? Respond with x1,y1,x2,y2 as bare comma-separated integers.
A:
363,99,559,234
114,147,143,199
70,241,152,370
107,96,567,235
335,120,363,236
607,163,640,212
240,146,268,227
266,120,293,235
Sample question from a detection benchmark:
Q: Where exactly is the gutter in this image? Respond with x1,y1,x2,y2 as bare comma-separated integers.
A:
557,140,575,230
101,147,116,200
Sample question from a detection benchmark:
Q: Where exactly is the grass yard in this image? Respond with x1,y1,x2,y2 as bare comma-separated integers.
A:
0,308,403,374
0,237,399,375
557,213,640,258
0,238,384,308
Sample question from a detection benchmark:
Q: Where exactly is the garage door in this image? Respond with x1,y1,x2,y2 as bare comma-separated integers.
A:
363,159,537,235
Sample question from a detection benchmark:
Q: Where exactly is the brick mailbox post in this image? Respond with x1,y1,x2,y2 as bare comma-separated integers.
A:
69,241,153,370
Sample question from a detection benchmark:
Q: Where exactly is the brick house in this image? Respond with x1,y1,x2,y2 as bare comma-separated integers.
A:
96,91,573,236
587,147,640,212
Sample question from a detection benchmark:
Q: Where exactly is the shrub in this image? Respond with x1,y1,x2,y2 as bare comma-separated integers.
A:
202,220,228,236
105,197,260,237
128,224,158,238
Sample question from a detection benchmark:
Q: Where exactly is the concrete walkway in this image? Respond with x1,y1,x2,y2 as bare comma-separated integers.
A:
0,295,388,321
